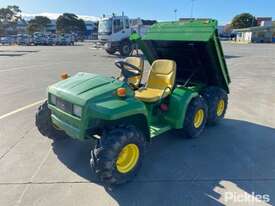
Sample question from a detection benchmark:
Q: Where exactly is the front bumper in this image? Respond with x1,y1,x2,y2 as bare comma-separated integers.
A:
49,104,85,140
51,114,81,139
95,40,120,50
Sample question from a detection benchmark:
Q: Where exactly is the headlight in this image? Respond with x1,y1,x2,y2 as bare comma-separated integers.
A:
50,94,57,105
73,105,82,117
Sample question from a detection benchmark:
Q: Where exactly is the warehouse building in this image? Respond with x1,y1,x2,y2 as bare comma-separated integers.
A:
234,17,275,43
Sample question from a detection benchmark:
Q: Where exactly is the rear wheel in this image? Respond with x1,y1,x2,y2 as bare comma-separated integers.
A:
181,96,208,138
35,101,66,138
90,125,145,185
201,87,228,125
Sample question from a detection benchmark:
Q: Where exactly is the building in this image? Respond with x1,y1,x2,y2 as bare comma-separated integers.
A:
256,17,272,27
44,20,97,39
16,20,28,33
46,20,57,33
84,21,97,39
234,17,275,43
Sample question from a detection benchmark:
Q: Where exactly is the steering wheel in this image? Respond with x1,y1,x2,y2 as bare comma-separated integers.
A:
115,60,142,81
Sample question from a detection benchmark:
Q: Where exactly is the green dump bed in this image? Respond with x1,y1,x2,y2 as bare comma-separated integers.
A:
134,19,231,93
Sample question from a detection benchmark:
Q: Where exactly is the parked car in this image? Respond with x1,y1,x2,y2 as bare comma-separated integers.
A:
33,32,47,45
57,34,75,45
45,34,57,46
0,36,14,45
17,34,32,45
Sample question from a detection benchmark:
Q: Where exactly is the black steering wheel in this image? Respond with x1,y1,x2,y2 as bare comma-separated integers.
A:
115,60,142,81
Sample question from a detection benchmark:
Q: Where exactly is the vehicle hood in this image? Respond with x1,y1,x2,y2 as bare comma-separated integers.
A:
48,72,125,106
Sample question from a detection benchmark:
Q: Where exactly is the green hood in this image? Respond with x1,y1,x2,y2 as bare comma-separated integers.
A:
48,72,125,105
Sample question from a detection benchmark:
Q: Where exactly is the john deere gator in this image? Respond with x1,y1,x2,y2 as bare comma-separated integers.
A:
36,19,230,184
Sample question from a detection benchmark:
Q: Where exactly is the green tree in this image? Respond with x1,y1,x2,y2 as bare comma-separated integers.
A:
0,5,22,35
56,13,86,34
27,16,51,34
0,21,4,36
77,18,87,34
231,13,257,29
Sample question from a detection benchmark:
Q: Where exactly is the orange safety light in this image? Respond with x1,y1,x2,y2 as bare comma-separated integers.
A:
61,73,69,80
117,88,127,97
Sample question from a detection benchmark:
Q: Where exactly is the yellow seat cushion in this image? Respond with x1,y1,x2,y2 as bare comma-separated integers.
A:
135,59,176,103
135,88,172,102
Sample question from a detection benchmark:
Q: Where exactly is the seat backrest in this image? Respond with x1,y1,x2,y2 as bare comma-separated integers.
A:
125,57,144,87
147,59,176,90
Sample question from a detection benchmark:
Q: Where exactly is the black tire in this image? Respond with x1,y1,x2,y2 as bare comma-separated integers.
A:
182,96,208,138
119,41,132,57
35,101,66,138
201,87,228,125
90,125,145,185
105,48,116,55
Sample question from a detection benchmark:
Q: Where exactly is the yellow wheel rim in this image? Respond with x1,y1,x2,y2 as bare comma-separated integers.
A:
116,144,139,174
216,99,225,117
193,109,204,128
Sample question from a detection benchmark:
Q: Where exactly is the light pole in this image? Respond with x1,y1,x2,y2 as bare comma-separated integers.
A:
174,9,178,21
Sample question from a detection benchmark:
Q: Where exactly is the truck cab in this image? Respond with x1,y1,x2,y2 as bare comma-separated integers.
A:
98,15,133,56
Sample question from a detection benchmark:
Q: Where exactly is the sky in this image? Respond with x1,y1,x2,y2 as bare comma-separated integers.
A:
0,0,275,25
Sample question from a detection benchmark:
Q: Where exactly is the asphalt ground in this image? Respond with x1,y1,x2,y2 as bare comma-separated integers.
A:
0,42,274,206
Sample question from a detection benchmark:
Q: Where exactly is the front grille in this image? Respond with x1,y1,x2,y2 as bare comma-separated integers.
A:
56,97,73,114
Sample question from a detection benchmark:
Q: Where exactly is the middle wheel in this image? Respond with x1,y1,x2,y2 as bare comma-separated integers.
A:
182,96,208,138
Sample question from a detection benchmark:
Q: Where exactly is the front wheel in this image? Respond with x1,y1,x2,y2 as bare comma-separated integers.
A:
119,41,132,57
181,96,208,138
90,125,145,185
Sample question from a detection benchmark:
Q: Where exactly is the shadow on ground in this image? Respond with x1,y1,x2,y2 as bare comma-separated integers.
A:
101,53,146,60
0,53,26,57
224,55,242,59
0,50,39,53
51,119,275,205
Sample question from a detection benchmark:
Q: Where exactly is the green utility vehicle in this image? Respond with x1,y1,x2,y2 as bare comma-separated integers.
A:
36,19,230,185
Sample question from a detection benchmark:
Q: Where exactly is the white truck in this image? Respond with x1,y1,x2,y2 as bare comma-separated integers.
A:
97,14,156,56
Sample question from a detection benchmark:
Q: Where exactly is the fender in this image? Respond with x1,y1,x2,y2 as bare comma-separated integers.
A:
88,98,147,120
86,98,150,141
165,87,199,129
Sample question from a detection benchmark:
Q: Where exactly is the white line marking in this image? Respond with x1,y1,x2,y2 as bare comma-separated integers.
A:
0,99,46,120
0,61,71,73
0,65,39,73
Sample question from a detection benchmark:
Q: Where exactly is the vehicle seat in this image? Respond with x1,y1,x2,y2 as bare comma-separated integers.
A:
135,59,176,103
124,57,144,89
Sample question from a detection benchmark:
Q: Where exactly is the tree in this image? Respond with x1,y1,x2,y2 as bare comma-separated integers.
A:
56,13,86,34
0,21,4,36
231,13,257,29
77,19,87,34
0,5,21,22
0,5,22,35
27,16,51,34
